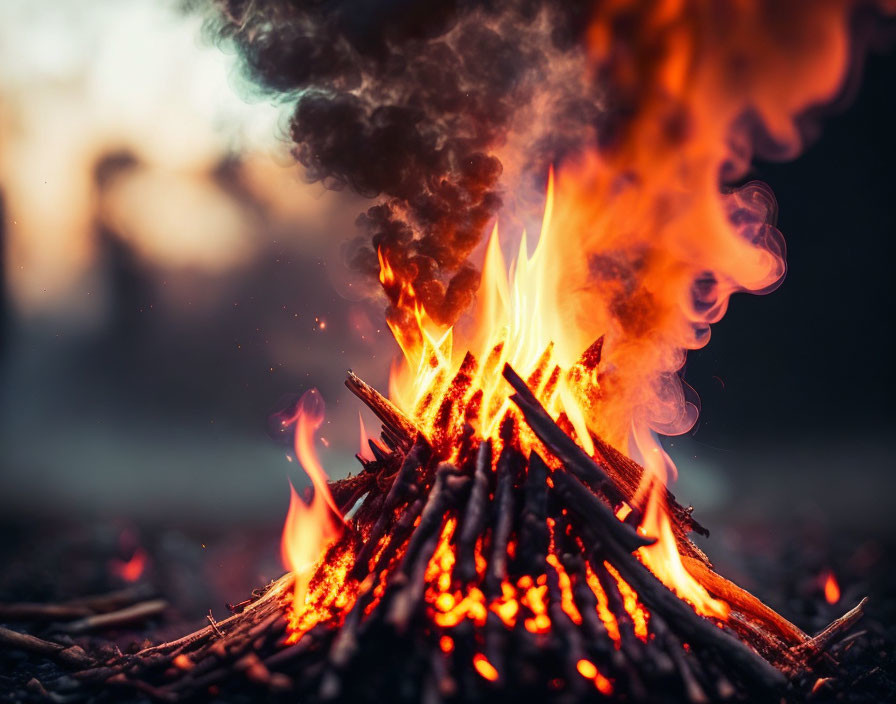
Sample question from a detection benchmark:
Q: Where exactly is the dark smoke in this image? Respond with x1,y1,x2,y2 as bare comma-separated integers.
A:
203,0,599,330
203,0,893,342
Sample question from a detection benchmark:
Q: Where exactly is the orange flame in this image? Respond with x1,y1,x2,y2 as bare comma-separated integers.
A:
357,411,376,462
279,390,344,616
823,570,841,604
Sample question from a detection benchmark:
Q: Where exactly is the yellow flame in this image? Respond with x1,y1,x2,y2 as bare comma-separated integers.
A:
280,390,344,614
384,169,593,452
380,169,728,620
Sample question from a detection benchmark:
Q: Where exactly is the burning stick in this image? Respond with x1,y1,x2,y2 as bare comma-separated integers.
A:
350,435,432,581
679,554,808,646
345,370,420,449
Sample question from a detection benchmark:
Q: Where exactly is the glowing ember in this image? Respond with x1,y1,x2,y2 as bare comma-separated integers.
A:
583,561,622,646
605,562,651,641
472,653,499,682
110,547,147,583
576,658,598,679
823,571,841,604
576,658,613,694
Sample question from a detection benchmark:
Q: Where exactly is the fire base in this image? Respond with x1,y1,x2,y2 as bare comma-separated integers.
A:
3,366,869,703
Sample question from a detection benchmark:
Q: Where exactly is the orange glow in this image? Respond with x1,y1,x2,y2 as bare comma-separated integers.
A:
594,672,614,696
576,658,613,695
546,553,583,625
110,548,147,583
472,654,499,682
823,571,841,604
522,579,551,634
490,582,520,627
439,635,454,653
285,544,357,643
605,563,650,641
576,658,597,679
583,562,621,646
279,390,345,636
615,503,633,522
172,654,194,671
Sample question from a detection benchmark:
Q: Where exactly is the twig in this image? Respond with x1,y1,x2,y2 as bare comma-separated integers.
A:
55,599,168,634
206,610,225,639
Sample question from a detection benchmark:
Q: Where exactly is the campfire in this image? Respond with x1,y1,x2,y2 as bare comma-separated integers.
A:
1,0,892,701
1,182,870,702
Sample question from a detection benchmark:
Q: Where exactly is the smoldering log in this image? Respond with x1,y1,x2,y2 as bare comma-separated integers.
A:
680,554,808,646
483,445,519,598
388,464,470,632
518,451,550,574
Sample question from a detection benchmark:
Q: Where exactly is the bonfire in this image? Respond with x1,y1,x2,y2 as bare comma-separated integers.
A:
1,0,891,701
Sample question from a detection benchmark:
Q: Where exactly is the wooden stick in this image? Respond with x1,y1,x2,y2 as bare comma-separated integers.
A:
791,597,868,662
550,469,654,554
0,603,93,621
388,465,468,631
0,626,93,668
518,451,550,574
680,555,807,646
345,370,419,446
503,364,625,507
483,445,519,598
55,599,168,634
0,584,157,621
351,435,431,579
455,440,492,584
592,554,643,661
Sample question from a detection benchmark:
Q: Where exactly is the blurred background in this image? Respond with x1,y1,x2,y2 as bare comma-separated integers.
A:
0,1,893,616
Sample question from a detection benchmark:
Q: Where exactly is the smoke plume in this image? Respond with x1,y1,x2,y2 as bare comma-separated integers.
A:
204,0,601,332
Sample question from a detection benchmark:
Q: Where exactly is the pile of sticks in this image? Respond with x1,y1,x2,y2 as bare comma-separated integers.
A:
1,365,867,703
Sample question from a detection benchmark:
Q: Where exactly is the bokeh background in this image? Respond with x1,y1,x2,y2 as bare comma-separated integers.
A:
0,0,893,616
